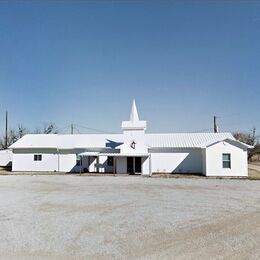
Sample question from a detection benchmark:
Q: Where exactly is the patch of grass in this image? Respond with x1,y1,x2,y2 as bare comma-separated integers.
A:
248,168,260,180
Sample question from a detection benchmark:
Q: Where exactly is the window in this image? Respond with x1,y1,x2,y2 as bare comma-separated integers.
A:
76,155,81,166
34,154,42,161
222,153,231,168
107,156,114,167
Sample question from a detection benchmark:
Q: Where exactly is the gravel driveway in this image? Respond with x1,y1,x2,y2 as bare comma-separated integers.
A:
0,176,259,259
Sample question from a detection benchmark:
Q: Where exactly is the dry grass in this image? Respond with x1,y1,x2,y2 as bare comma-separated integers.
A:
248,168,260,180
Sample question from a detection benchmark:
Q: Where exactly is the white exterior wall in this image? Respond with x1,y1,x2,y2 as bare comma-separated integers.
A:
12,152,58,172
150,148,203,173
60,154,92,173
142,156,150,175
0,150,12,167
12,150,88,173
205,141,248,177
202,149,207,176
120,130,148,154
11,141,248,176
58,153,77,172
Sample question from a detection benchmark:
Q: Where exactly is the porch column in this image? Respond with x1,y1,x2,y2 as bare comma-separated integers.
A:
96,156,99,173
149,154,152,176
88,156,90,173
113,157,117,174
80,156,82,174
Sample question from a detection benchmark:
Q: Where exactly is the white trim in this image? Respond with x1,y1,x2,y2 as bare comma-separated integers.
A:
79,152,99,156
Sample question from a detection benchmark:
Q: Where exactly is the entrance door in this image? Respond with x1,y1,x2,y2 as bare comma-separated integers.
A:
127,157,142,174
127,157,134,174
135,157,142,173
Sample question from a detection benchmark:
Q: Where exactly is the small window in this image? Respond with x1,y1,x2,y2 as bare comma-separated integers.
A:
107,156,114,167
222,153,231,168
34,154,42,161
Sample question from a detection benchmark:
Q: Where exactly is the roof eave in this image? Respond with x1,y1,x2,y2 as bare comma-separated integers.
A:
203,138,254,149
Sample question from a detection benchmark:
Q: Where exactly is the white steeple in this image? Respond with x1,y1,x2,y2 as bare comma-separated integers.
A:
130,99,139,122
121,99,147,131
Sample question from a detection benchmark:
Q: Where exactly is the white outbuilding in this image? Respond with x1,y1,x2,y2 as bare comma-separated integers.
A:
9,100,252,176
0,149,12,167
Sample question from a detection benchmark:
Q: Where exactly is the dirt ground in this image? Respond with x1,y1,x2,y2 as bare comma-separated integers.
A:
0,176,259,260
248,164,260,180
249,163,260,172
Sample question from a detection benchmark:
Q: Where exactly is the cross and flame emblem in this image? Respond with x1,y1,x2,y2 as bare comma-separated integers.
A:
130,141,136,149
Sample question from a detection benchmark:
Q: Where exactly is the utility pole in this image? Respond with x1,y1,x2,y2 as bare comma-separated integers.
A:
214,116,218,133
252,127,256,139
252,127,256,145
5,111,8,149
71,123,74,135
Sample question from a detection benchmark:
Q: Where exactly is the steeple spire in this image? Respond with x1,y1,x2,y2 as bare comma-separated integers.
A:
130,99,139,122
121,99,147,131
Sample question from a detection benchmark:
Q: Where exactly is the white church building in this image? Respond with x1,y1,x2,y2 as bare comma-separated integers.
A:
10,100,252,176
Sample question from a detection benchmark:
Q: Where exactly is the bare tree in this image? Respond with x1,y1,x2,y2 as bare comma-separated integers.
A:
233,128,259,161
43,123,58,134
0,124,28,149
17,124,28,138
233,132,256,146
33,123,59,134
0,122,58,149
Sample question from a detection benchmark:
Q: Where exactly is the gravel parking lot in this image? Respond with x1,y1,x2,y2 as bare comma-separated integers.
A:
0,176,259,259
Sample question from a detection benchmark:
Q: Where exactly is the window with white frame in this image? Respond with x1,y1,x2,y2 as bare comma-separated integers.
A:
222,153,231,168
34,154,42,161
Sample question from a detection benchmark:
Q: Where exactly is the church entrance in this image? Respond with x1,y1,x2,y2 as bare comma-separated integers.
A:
127,157,142,174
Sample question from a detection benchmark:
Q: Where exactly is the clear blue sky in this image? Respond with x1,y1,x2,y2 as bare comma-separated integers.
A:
0,1,259,135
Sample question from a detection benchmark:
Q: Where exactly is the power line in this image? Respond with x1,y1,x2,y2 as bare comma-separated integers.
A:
54,125,71,134
191,128,214,133
74,124,118,134
73,126,81,134
56,124,71,131
222,121,259,128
